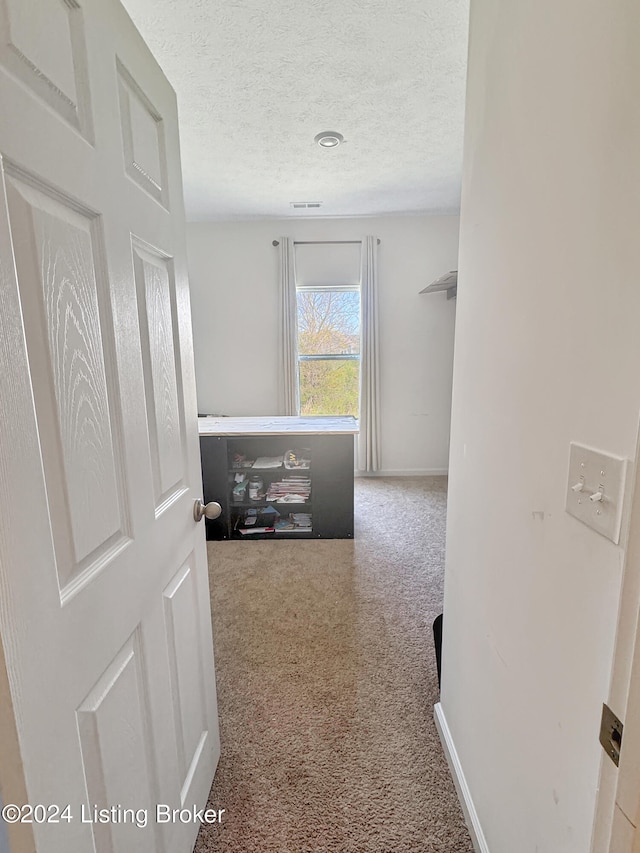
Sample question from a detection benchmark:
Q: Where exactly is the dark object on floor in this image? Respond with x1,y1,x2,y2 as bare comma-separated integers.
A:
433,613,443,689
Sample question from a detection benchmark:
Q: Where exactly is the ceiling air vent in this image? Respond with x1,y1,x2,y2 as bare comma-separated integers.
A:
290,202,322,209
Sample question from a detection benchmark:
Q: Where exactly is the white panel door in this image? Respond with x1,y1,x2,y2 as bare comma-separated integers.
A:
0,1,220,851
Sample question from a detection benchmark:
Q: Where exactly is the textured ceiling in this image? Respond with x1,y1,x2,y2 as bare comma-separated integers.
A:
120,0,469,220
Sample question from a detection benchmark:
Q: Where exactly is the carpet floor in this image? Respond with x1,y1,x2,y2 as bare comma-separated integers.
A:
196,476,473,853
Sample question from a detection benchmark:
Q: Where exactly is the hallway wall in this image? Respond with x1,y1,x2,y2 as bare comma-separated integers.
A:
441,0,640,850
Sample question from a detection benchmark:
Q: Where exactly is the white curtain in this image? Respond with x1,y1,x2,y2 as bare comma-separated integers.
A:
358,236,381,472
277,237,299,415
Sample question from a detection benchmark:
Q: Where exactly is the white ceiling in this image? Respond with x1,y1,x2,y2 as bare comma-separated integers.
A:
120,0,469,221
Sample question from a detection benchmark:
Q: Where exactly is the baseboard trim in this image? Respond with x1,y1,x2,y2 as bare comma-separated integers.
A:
434,702,490,853
355,469,449,477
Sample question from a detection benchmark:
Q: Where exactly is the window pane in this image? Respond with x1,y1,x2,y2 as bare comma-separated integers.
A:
299,359,360,417
297,290,360,356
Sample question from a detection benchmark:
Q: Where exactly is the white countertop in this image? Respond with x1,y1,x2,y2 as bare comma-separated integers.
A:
198,416,359,436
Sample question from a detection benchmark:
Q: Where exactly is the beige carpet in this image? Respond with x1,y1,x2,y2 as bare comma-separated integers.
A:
196,476,473,853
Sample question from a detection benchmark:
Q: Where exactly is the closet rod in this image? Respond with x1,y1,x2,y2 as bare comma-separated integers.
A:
271,239,380,246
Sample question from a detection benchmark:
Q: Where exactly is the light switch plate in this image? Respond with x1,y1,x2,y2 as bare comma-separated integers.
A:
565,443,627,543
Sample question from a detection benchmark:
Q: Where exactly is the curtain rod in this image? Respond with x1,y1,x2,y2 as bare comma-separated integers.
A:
271,239,380,246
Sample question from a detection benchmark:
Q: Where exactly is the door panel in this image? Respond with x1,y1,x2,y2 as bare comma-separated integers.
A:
163,558,210,804
0,0,93,136
77,632,158,853
132,239,185,508
5,168,131,591
0,2,219,852
117,59,168,207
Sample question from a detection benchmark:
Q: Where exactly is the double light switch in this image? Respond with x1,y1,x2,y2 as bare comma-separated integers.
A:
565,442,627,544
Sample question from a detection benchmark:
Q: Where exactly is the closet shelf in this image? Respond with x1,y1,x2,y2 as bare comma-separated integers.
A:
420,270,457,299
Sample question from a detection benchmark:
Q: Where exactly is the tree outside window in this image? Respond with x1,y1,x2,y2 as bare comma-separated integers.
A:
296,287,360,417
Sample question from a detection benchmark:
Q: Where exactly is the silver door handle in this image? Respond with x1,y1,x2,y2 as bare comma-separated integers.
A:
193,499,222,522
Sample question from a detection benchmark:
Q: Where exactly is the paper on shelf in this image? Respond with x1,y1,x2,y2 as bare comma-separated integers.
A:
252,456,283,469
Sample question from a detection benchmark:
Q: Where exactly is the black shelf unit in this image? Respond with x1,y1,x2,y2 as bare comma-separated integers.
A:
200,432,354,540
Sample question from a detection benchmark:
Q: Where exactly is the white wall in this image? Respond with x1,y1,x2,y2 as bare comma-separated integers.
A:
187,216,459,473
441,0,640,851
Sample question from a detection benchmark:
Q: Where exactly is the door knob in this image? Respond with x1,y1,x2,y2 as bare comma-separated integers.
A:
193,499,222,522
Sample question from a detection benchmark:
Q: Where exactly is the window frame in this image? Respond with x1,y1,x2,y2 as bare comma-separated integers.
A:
295,283,362,415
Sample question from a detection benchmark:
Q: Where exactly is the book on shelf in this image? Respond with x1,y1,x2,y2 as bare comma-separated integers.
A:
238,526,276,535
279,512,312,531
235,506,312,534
265,475,311,502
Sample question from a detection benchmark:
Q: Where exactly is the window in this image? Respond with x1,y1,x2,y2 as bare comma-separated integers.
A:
296,285,361,417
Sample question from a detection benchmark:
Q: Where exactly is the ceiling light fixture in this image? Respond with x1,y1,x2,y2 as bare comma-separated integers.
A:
314,131,344,148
